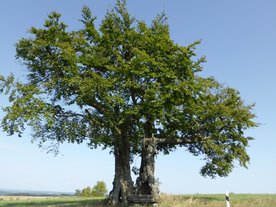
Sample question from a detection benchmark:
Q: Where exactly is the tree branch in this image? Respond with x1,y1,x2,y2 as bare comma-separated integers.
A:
143,137,193,146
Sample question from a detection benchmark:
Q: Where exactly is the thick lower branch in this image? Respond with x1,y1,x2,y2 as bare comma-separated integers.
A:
143,137,193,146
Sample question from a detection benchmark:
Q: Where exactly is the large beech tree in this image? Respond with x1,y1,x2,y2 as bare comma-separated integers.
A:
0,1,256,205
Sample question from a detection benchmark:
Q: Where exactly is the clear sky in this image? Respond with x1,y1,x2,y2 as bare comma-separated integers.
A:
1,0,276,194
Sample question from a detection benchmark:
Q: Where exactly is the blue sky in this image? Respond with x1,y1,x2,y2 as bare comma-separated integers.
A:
1,0,276,194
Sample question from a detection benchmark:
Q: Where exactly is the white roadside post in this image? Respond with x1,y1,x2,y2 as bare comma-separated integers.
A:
225,191,230,207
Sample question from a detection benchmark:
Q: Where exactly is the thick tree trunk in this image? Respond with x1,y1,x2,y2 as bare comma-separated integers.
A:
109,136,133,206
135,137,159,199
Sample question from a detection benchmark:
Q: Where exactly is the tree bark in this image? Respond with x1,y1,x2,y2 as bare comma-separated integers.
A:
109,136,133,206
135,137,159,198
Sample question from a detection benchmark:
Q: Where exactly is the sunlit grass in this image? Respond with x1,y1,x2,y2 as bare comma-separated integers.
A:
0,196,106,207
0,194,276,207
157,194,276,207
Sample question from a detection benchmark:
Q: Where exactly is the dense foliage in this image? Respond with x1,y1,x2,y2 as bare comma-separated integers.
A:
0,0,256,205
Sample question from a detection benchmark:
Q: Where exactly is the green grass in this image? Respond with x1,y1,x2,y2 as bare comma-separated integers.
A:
0,196,107,207
157,194,276,207
0,194,276,207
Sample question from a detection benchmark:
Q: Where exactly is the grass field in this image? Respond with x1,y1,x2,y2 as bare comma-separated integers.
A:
0,196,105,207
158,194,276,207
0,194,276,207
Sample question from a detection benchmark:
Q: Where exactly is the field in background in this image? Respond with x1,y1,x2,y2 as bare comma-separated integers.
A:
158,194,276,207
0,196,105,207
1,194,276,206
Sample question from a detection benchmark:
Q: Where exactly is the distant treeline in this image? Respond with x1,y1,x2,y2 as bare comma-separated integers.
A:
75,181,108,197
0,190,73,197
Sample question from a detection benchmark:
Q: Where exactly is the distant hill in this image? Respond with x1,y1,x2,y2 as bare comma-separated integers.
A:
0,189,73,196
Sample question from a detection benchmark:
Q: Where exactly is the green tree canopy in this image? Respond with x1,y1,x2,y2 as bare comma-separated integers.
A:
75,181,107,197
92,181,108,197
0,0,256,205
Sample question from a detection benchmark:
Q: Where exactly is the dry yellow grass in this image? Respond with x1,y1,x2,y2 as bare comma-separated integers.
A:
0,196,52,200
156,194,276,207
0,194,275,206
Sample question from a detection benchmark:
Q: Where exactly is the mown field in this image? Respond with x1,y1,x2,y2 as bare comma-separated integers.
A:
0,194,276,207
158,194,276,207
0,196,105,207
